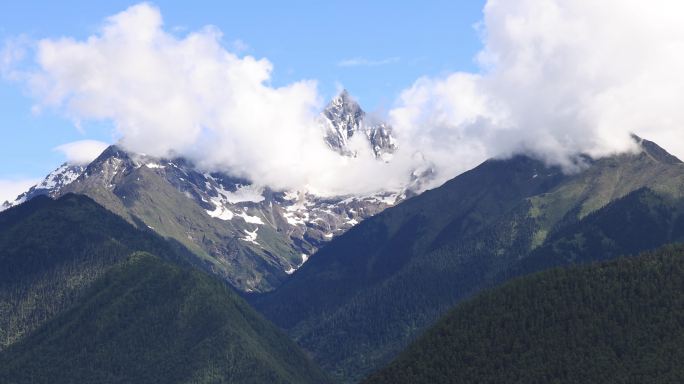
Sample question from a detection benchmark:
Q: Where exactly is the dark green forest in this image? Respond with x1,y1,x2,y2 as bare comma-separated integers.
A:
0,252,331,384
364,245,684,384
0,194,195,350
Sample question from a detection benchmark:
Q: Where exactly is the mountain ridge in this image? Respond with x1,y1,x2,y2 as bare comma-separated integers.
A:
254,136,684,382
1,91,406,292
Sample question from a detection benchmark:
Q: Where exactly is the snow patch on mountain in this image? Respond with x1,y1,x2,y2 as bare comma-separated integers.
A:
237,210,264,225
206,196,235,220
241,227,259,245
285,253,310,274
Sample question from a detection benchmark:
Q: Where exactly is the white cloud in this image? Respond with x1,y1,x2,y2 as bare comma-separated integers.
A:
338,57,400,67
5,3,411,195
54,140,109,165
390,0,684,186
6,1,684,196
0,179,38,205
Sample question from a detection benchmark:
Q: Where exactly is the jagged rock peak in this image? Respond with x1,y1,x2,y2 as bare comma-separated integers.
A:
321,89,397,159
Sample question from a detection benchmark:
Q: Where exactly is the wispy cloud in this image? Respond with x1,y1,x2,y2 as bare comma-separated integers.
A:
337,57,399,67
231,39,249,53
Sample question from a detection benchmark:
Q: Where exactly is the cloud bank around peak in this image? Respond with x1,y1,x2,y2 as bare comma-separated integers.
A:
390,0,684,185
5,1,684,195
6,3,412,195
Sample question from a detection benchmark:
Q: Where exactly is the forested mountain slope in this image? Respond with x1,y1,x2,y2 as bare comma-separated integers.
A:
254,138,684,382
0,194,194,350
364,245,684,384
0,253,331,384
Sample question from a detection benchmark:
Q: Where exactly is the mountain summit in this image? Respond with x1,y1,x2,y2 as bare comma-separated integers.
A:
321,90,397,159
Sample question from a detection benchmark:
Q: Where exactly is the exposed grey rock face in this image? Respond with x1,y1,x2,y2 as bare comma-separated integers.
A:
4,143,405,291
57,145,406,291
321,89,397,159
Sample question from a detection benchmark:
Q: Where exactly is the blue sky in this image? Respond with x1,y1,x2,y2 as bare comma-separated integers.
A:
0,0,485,193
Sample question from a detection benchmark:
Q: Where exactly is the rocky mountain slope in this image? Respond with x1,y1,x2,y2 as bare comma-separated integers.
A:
0,91,406,292
59,145,404,292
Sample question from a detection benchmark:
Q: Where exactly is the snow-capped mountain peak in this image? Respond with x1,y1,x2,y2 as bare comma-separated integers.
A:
1,163,86,211
36,144,406,291
321,89,397,159
2,92,406,290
